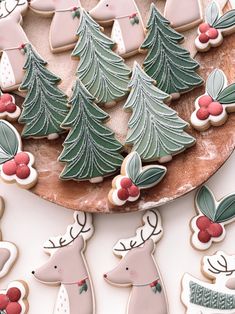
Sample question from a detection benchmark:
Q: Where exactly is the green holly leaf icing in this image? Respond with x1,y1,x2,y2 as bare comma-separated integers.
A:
217,83,235,104
125,152,141,182
196,186,216,221
134,166,166,189
141,4,203,95
206,69,225,100
213,9,235,29
0,121,19,164
214,194,235,223
205,1,220,26
19,44,68,138
124,63,195,162
59,79,123,181
72,9,130,104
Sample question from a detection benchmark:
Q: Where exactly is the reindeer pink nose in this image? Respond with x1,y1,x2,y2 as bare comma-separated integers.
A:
103,274,107,278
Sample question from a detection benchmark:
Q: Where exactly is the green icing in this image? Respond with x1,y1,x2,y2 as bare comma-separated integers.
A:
19,44,68,139
217,83,235,104
214,9,235,29
72,9,130,105
124,63,195,162
205,1,219,26
206,69,225,100
141,4,203,95
0,120,19,164
59,79,124,181
214,195,235,223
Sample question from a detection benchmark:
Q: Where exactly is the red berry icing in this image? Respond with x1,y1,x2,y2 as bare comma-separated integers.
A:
196,216,212,230
6,103,17,114
2,160,17,176
0,103,6,113
120,177,132,189
207,223,223,237
0,94,13,104
199,23,210,33
198,95,213,108
14,152,30,166
208,102,223,116
117,188,129,201
0,294,9,310
7,288,21,303
207,28,219,39
16,165,30,179
128,185,140,197
196,108,210,120
198,230,211,243
199,33,209,43
6,302,22,314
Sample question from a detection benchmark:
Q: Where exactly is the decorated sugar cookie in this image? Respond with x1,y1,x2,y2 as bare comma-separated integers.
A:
191,69,235,131
104,210,168,314
0,280,29,313
0,91,21,122
19,44,68,139
108,152,167,207
140,4,204,99
0,120,38,189
195,1,235,52
0,0,29,92
164,0,202,31
29,0,81,53
182,251,235,313
59,79,123,183
72,9,131,105
32,211,95,314
90,0,145,58
124,62,196,163
191,186,235,251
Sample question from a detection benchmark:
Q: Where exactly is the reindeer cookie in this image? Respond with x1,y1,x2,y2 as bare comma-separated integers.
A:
29,0,81,53
195,1,235,52
89,0,145,58
182,251,235,313
0,0,29,92
0,120,38,189
190,186,235,251
0,91,21,122
104,210,169,314
32,211,95,314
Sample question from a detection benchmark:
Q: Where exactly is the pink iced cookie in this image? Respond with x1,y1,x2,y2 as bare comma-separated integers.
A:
195,1,235,52
0,92,21,121
104,210,168,314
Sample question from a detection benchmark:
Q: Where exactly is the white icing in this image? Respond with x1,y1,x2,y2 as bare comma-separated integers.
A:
47,133,60,140
0,241,17,278
111,20,126,55
54,285,70,314
195,29,223,51
89,176,103,184
0,52,16,89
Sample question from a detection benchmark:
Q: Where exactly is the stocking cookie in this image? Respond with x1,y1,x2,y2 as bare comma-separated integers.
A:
104,210,168,314
0,91,21,122
195,1,235,52
0,0,29,92
191,186,235,251
0,120,38,189
29,0,81,53
32,211,95,314
108,152,167,207
89,0,145,58
182,251,235,313
191,69,235,131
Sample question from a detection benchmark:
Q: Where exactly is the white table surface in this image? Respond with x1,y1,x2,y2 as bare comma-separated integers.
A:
0,150,235,314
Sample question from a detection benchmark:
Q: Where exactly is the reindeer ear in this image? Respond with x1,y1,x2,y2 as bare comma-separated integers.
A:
143,239,154,253
73,236,85,251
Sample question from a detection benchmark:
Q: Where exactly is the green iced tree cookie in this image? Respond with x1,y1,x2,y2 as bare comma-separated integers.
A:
124,62,195,162
141,4,203,97
59,79,124,182
72,9,130,105
19,44,68,139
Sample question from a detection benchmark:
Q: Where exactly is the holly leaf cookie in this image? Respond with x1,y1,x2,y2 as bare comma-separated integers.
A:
0,92,21,122
191,69,235,131
190,186,235,250
0,120,38,189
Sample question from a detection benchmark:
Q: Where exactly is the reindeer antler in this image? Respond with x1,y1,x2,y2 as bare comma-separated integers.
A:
113,210,163,257
43,212,94,250
203,251,235,277
0,0,27,19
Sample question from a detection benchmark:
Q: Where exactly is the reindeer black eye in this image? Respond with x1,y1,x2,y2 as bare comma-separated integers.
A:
106,4,109,7
126,267,129,271
54,266,57,269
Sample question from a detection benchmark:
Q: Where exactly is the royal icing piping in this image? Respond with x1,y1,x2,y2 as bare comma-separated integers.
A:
141,4,204,98
72,9,130,105
104,210,168,314
195,1,235,52
0,91,21,121
124,62,196,163
59,79,124,183
89,0,145,58
33,211,95,314
108,152,167,207
191,185,235,251
0,120,38,189
18,44,68,139
182,251,235,313
191,69,235,131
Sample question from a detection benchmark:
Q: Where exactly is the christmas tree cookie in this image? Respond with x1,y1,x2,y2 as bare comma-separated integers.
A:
59,79,124,183
0,91,21,122
108,152,167,206
191,69,235,131
140,4,204,99
19,44,68,140
195,1,235,52
124,62,196,163
72,9,131,105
